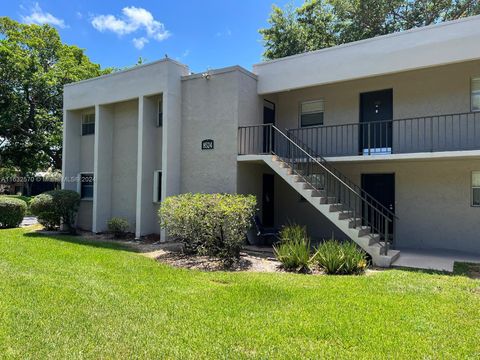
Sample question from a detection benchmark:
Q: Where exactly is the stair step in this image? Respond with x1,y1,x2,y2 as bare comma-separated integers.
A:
338,211,354,220
348,218,362,228
358,233,381,246
329,203,344,212
272,155,280,162
321,196,337,205
304,189,322,197
357,226,371,237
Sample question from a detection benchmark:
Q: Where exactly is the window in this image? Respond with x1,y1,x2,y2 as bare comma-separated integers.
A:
472,171,480,206
82,113,95,135
300,100,324,127
472,78,480,112
153,170,162,202
80,173,94,199
157,98,163,127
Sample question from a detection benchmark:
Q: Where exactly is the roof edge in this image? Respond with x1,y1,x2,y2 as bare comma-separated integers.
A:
253,14,480,69
64,58,189,88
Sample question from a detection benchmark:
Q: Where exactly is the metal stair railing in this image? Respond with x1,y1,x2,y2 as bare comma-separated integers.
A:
238,124,397,255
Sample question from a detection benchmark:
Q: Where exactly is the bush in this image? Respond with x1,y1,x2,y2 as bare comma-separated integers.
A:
107,217,130,238
159,193,257,266
30,190,80,232
0,197,27,228
314,238,367,275
273,224,312,272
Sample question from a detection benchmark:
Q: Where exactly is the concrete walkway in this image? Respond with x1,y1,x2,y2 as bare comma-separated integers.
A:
392,248,480,272
20,216,38,227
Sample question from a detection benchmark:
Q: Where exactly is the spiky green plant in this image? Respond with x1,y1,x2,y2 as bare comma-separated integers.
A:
274,224,313,272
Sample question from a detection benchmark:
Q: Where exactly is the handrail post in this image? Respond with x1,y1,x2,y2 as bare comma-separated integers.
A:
269,124,273,153
367,123,371,155
384,217,389,255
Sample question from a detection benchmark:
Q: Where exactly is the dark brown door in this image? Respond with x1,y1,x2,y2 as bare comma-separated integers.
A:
361,173,395,236
359,89,393,154
262,174,274,227
263,100,275,153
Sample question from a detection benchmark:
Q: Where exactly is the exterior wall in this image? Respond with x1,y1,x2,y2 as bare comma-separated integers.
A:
62,107,95,231
275,175,347,241
79,108,95,173
276,60,480,131
136,94,162,236
334,158,480,254
180,67,259,194
63,59,187,236
237,162,346,242
110,100,138,227
77,202,93,231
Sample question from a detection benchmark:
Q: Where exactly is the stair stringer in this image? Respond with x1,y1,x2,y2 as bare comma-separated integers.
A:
260,155,400,267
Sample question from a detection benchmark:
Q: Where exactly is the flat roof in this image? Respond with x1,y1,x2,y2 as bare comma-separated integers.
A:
253,15,480,94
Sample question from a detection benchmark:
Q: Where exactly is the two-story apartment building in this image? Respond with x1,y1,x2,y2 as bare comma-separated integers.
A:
63,15,480,267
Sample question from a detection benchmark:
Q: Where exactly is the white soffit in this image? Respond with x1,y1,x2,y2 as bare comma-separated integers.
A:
253,15,480,94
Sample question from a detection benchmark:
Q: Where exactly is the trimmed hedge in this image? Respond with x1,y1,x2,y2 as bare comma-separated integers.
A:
159,193,257,265
0,197,27,228
30,190,80,232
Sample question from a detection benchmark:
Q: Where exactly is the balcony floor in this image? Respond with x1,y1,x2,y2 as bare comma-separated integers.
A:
238,149,480,163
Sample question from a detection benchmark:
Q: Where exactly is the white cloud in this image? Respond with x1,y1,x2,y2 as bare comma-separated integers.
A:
91,6,170,46
132,37,149,50
21,3,67,28
216,28,232,37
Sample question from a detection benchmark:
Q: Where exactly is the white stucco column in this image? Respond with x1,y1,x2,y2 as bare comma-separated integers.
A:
92,104,114,233
62,109,81,191
135,96,160,238
160,76,183,241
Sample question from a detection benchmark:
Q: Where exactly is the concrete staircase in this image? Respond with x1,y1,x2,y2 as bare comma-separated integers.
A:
263,154,400,267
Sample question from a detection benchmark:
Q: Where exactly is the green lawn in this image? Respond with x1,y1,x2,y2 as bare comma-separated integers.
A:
1,227,479,359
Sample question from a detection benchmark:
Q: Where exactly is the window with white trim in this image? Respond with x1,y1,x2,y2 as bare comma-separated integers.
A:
153,170,162,202
472,172,480,206
300,100,324,127
472,78,480,112
80,173,94,199
82,113,95,135
157,97,163,127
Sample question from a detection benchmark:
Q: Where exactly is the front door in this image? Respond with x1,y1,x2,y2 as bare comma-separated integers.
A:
263,100,275,153
361,173,395,236
262,174,275,227
359,89,393,154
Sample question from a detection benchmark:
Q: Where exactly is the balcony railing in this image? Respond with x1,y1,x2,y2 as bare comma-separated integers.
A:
286,111,480,157
238,124,396,254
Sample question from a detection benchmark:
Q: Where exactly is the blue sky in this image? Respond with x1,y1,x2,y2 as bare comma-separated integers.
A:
1,0,299,73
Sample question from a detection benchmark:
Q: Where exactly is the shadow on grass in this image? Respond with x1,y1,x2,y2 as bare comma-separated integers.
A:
23,230,140,253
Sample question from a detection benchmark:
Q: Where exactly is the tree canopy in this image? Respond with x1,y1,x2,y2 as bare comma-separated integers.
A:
0,17,111,177
260,0,480,60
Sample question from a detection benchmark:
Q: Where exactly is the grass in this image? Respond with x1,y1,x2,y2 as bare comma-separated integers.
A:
1,227,479,359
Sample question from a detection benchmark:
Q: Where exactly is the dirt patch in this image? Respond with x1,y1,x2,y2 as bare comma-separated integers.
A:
154,250,282,272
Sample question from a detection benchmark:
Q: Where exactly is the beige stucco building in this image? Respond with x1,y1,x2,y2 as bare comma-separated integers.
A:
63,16,480,266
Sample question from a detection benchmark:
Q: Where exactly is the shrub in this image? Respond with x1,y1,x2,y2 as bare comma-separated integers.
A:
30,190,80,233
159,193,257,266
274,224,312,272
0,197,27,228
314,238,367,275
107,217,130,238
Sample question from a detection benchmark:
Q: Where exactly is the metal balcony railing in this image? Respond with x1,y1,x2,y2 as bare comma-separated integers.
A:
286,111,480,157
238,124,396,255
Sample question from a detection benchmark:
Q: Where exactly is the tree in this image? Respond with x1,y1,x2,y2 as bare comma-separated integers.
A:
0,17,111,184
260,0,480,60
